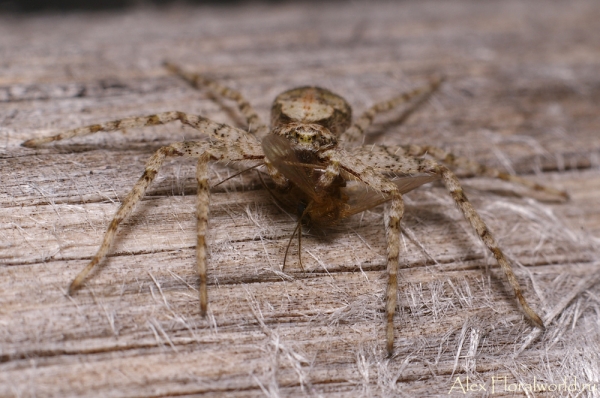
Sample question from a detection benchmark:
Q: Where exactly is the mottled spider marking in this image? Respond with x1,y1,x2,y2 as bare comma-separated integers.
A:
196,154,211,316
271,86,352,136
21,64,566,357
22,111,251,148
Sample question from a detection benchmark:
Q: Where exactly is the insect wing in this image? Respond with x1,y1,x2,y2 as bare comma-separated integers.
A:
341,174,438,218
261,134,321,201
262,134,440,221
391,174,439,194
342,181,390,217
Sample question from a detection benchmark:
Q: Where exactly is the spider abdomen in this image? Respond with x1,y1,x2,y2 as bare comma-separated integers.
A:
271,86,352,136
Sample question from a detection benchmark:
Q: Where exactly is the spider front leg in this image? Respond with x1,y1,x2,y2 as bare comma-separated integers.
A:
309,150,405,354
68,142,191,294
315,149,342,190
67,137,264,315
334,152,412,356
384,191,404,356
196,154,211,316
337,149,545,355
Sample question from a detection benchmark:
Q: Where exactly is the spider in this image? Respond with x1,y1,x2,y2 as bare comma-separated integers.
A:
22,63,567,356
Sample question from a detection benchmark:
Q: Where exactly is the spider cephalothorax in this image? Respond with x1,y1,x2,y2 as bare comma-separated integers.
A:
272,122,338,155
22,62,567,356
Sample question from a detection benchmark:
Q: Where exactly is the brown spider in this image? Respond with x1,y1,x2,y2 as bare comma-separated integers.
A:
22,63,567,356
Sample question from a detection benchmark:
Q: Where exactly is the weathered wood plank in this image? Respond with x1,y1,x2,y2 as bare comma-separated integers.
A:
1,1,600,396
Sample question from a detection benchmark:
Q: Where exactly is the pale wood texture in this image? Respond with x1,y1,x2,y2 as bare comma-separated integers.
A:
2,1,600,396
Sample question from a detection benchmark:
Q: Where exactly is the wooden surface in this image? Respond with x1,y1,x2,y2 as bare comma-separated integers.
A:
2,1,600,396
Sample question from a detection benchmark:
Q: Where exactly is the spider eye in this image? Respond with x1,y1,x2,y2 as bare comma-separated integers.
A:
295,131,315,144
297,133,313,144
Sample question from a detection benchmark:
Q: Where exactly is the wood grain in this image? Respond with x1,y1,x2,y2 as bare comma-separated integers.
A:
2,1,600,396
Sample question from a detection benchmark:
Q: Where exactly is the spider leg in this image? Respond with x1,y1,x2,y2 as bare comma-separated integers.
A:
196,154,211,316
334,151,408,356
340,75,443,145
263,160,290,188
435,163,545,327
402,144,569,200
316,149,342,191
68,142,189,295
384,191,404,356
337,149,544,354
68,137,264,315
164,62,269,137
351,144,567,200
22,111,253,148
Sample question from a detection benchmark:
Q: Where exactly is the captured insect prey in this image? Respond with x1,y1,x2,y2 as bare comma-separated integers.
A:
22,62,567,356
